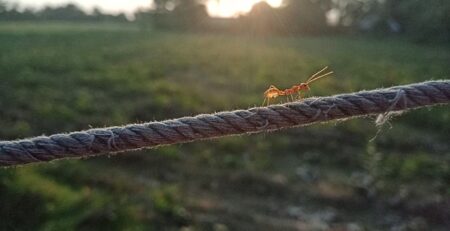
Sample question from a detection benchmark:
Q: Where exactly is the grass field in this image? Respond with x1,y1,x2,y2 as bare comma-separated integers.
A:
0,22,449,230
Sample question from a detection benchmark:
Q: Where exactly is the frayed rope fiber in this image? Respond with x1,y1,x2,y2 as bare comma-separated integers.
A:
1,80,449,167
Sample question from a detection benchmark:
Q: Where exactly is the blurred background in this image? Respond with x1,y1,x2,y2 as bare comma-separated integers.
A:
0,0,449,230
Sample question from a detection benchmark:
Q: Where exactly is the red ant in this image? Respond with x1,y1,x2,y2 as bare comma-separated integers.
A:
263,66,333,106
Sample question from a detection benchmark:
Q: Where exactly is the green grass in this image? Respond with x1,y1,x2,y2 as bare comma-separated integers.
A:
0,22,449,230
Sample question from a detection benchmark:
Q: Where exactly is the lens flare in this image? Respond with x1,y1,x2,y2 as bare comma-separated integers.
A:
207,0,283,18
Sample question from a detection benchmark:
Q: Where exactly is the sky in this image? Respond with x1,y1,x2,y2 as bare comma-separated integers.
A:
12,0,283,18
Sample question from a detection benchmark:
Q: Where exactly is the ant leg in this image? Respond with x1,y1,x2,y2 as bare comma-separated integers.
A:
262,98,267,107
290,95,295,102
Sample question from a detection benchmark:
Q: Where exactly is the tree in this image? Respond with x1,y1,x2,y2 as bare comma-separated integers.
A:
152,0,207,12
0,1,38,21
383,0,450,42
144,0,208,30
322,0,450,42
0,1,6,13
153,0,172,12
281,0,329,34
246,2,279,35
39,4,87,21
172,0,208,29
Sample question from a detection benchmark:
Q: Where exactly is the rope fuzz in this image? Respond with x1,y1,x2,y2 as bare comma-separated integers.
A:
1,80,449,167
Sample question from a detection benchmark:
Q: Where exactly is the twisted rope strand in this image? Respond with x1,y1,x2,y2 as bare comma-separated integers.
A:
1,80,449,167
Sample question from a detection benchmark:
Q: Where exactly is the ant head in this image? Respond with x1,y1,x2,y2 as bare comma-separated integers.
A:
299,83,310,91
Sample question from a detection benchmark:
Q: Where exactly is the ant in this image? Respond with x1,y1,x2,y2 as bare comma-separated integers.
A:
262,66,333,106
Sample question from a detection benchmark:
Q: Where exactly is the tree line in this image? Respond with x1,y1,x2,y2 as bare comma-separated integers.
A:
1,0,448,42
135,0,449,42
0,1,127,22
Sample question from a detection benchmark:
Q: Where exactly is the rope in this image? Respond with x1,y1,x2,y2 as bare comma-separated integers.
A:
1,80,449,167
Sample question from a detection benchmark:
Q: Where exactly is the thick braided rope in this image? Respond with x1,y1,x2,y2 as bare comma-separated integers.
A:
1,80,449,167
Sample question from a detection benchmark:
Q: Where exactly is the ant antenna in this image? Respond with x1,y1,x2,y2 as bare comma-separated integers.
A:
306,71,333,84
307,66,329,83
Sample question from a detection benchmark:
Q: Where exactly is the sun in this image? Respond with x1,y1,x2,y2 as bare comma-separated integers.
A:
207,0,283,18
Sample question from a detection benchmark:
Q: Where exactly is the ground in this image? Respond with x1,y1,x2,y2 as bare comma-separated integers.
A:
0,22,449,230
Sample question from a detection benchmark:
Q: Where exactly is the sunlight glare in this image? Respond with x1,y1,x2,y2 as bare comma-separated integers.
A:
207,0,283,18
